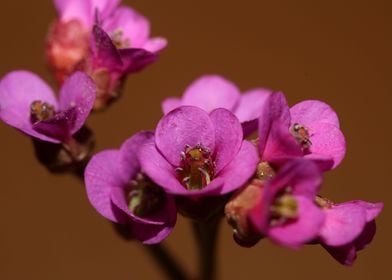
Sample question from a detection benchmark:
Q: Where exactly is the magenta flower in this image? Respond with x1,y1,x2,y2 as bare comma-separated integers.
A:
0,71,95,144
258,91,346,170
139,106,259,196
249,159,325,249
47,0,120,83
162,75,272,136
317,198,383,265
85,132,177,244
47,0,167,109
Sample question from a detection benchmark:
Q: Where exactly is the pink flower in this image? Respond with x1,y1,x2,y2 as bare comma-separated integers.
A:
317,198,383,265
139,106,259,196
85,132,177,244
258,92,346,170
249,159,325,249
0,71,95,144
47,0,167,109
161,75,272,136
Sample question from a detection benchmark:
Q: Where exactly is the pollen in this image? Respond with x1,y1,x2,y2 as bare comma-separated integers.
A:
177,144,215,190
30,100,55,122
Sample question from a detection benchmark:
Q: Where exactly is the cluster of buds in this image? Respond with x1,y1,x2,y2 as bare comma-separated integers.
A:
0,0,383,269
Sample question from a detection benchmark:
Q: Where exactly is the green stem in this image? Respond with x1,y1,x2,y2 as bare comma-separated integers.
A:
193,218,221,280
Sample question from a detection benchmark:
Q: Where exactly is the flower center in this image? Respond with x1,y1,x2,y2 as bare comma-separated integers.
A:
256,162,275,181
30,100,55,123
127,173,166,217
176,144,215,190
290,123,312,150
270,191,299,226
110,29,131,49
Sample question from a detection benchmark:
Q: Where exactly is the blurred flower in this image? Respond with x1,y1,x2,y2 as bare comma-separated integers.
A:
249,159,325,249
139,106,259,197
47,0,167,110
316,197,383,265
85,132,177,244
0,71,95,143
161,75,272,136
47,0,120,83
258,92,346,170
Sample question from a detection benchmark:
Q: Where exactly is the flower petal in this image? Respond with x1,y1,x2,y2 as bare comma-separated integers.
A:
306,122,346,169
320,202,367,247
258,92,291,156
322,243,357,266
143,37,168,53
182,75,240,113
120,131,154,172
0,71,59,142
139,140,186,194
90,0,121,19
54,0,92,26
91,25,123,70
209,108,243,173
84,150,130,223
118,48,157,73
131,221,175,245
162,97,181,114
155,106,215,166
290,100,340,128
218,140,259,194
269,195,325,249
262,121,303,165
102,6,150,48
58,71,96,134
234,88,271,123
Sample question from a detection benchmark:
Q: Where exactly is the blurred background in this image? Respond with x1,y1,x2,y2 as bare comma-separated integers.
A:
0,0,391,279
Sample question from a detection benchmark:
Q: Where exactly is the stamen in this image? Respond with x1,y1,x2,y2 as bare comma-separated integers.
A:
30,100,55,123
270,194,299,225
126,173,165,217
178,144,215,190
110,29,131,49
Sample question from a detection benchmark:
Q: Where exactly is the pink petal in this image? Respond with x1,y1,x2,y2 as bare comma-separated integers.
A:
181,75,241,113
84,150,130,223
91,25,123,70
218,140,259,194
320,202,367,247
131,221,175,245
155,106,215,166
258,92,291,155
118,48,157,73
290,100,340,128
102,6,150,48
0,71,59,143
161,97,181,114
90,0,121,19
54,0,92,27
209,108,243,173
143,37,168,53
58,71,96,134
306,122,346,169
234,88,271,123
269,195,325,249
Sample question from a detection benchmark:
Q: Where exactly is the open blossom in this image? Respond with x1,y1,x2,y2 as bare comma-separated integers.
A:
249,159,325,249
85,132,177,244
139,106,259,196
258,91,346,171
0,71,95,144
316,197,383,265
161,75,272,136
47,0,167,109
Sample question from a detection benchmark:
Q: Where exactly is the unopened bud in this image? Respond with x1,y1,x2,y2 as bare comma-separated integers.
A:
225,179,265,247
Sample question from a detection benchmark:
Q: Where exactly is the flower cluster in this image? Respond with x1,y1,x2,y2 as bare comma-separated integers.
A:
84,75,382,265
0,0,383,270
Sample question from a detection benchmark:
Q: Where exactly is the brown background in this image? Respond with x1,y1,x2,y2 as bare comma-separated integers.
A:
0,0,391,279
